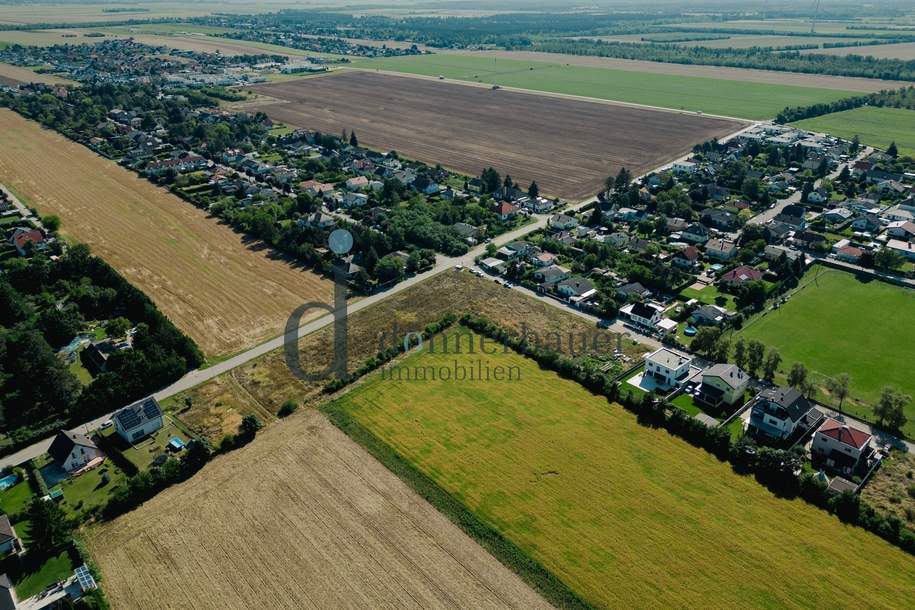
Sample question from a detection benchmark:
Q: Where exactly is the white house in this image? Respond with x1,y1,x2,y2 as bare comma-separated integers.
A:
672,161,698,174
114,397,163,443
644,348,693,388
812,418,872,476
696,363,749,408
345,176,369,191
48,431,104,473
342,192,369,208
705,238,738,260
886,239,915,261
620,301,664,330
886,220,915,240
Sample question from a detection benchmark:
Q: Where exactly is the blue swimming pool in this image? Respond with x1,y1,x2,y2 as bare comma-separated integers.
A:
0,474,18,490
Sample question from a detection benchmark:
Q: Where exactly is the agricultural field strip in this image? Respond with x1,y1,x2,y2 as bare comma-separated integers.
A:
87,409,551,610
0,109,332,358
250,70,745,200
438,49,910,92
329,329,915,608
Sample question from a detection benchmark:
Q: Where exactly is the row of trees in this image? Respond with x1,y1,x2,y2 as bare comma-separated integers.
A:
690,329,910,432
776,86,915,124
524,39,915,81
0,242,203,446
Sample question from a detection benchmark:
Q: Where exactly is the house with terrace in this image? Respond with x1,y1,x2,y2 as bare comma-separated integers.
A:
747,386,815,442
643,348,693,389
811,418,873,477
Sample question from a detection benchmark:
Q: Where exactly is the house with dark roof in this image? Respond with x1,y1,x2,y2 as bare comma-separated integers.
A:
114,396,163,443
0,516,19,557
747,386,813,441
696,363,749,408
692,304,729,326
556,277,596,301
621,301,664,330
700,208,737,230
812,418,873,476
682,223,710,244
0,573,15,610
48,431,103,473
616,282,652,301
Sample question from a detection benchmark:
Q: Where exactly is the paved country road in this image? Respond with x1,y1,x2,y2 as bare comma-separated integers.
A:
0,123,759,469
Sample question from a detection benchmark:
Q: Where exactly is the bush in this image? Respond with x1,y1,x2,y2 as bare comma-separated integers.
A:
278,399,298,417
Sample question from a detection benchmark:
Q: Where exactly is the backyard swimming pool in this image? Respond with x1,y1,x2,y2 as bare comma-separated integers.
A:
0,474,18,490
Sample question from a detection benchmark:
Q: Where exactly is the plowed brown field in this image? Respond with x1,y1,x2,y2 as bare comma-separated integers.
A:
0,110,330,357
85,409,551,610
251,71,744,199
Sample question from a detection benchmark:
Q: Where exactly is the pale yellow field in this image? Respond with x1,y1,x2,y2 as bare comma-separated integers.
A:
0,110,331,357
0,62,74,86
86,409,550,610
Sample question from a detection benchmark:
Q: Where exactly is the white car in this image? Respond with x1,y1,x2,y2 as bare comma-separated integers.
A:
99,420,114,431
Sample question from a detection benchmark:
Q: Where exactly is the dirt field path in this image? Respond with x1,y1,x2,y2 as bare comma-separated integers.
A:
0,110,331,357
86,409,552,610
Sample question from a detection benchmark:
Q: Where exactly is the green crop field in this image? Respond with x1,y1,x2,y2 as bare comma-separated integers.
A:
793,107,915,157
348,54,858,119
327,329,915,608
739,268,915,436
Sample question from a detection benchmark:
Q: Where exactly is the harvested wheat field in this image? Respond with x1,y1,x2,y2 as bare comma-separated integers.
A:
0,110,330,357
251,71,743,199
0,62,74,87
85,408,550,610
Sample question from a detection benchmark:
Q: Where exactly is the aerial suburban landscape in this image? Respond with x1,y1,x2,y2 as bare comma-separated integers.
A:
0,0,914,608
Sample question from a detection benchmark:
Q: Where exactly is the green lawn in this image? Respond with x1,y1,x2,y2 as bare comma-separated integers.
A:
739,268,915,437
792,107,915,157
348,54,858,119
120,418,189,471
0,480,33,517
680,283,737,311
12,549,74,599
54,463,127,521
327,329,915,608
671,392,708,417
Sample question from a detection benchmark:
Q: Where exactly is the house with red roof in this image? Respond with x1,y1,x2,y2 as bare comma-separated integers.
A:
719,265,763,286
10,228,45,256
495,202,519,221
812,418,873,476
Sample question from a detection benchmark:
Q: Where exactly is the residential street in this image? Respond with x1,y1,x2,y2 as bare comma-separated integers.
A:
748,146,872,225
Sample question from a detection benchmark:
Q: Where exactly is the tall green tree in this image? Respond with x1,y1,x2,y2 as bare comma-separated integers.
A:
763,348,781,382
826,373,851,410
746,340,765,378
874,387,909,432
